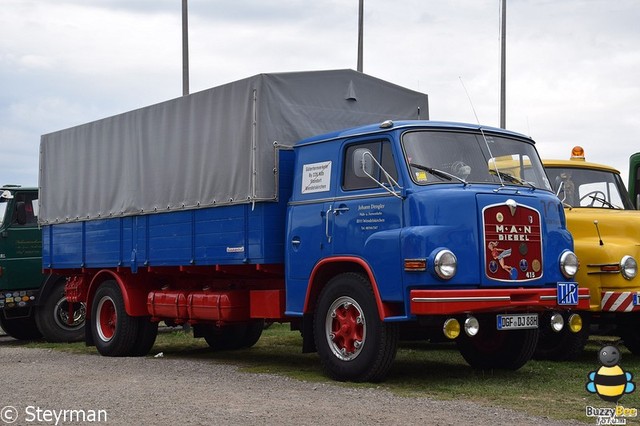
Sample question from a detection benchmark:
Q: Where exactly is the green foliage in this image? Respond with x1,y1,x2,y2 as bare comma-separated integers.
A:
22,324,640,423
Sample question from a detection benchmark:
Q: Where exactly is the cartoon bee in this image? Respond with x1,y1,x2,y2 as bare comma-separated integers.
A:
586,345,635,402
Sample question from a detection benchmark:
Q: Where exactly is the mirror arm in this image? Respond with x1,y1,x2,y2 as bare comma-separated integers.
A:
361,151,402,199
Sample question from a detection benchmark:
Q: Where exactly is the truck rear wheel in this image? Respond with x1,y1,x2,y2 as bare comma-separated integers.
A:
313,272,398,382
0,314,42,340
36,278,86,342
534,311,589,361
456,314,538,370
129,317,159,356
91,280,140,356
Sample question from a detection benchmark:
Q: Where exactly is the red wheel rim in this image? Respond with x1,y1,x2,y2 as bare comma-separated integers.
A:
96,297,116,342
325,296,366,361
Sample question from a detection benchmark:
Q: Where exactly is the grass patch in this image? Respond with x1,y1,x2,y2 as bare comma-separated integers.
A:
21,324,640,423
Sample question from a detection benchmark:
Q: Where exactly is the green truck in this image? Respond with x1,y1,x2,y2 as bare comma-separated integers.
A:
0,185,84,341
630,153,640,208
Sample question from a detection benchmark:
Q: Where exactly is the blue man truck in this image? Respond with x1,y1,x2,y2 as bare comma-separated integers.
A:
39,70,588,381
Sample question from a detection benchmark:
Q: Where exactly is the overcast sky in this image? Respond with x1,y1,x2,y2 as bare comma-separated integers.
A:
1,0,639,187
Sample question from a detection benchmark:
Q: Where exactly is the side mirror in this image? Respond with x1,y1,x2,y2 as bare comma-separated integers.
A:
16,201,27,225
353,148,373,178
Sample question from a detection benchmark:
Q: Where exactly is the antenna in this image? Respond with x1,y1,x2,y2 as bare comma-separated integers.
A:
593,220,604,246
459,77,481,125
459,77,505,186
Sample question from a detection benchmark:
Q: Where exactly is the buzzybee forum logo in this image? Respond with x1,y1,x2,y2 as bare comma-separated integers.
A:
585,345,637,424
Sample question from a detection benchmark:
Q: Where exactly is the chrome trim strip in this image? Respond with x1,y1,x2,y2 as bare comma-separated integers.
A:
540,294,589,300
288,191,399,207
412,296,511,303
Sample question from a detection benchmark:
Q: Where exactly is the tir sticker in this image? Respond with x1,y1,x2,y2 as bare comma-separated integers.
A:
483,200,543,281
301,161,332,194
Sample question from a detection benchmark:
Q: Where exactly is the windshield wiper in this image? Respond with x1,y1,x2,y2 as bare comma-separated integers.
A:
410,163,468,185
588,194,620,209
490,169,536,190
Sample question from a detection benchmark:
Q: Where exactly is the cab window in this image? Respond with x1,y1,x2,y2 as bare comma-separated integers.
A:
11,192,38,226
342,141,398,191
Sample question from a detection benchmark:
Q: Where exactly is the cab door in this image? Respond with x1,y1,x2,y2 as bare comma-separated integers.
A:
0,190,43,293
328,138,404,300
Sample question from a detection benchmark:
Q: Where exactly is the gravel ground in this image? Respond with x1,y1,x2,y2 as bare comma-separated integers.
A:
0,333,589,426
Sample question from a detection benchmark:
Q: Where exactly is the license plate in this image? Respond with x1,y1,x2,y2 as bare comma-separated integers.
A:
496,313,538,330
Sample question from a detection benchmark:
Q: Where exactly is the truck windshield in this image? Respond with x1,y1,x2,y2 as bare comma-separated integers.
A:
402,130,551,190
545,167,634,209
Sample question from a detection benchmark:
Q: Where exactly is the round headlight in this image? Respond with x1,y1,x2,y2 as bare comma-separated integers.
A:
434,249,457,280
443,318,460,339
621,255,638,280
464,316,479,337
568,314,583,333
560,251,579,279
550,312,564,332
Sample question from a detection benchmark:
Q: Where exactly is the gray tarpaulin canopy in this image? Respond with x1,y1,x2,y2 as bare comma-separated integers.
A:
39,69,428,224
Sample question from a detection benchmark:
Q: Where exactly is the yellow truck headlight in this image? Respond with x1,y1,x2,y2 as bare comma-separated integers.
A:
621,255,638,280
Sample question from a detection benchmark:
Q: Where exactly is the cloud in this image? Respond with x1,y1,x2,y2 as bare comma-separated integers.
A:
1,0,639,187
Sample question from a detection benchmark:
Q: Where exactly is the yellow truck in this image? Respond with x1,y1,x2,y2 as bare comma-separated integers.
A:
541,147,639,359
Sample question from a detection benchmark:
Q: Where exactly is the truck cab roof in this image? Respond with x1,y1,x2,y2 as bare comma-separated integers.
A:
294,120,534,147
543,158,621,175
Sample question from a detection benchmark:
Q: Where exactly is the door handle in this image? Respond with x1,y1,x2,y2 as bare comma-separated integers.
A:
332,206,350,215
325,205,333,242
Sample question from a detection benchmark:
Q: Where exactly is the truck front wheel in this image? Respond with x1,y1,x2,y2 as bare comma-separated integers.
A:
313,272,398,382
0,314,42,340
619,314,640,355
91,280,140,356
456,314,538,370
36,278,86,343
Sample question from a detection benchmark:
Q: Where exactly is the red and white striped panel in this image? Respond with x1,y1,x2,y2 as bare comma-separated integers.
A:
601,291,640,312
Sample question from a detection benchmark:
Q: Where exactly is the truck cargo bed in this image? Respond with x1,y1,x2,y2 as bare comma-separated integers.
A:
43,151,293,270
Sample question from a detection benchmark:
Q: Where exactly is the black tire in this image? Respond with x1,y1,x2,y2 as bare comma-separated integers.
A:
242,320,265,348
620,314,640,355
534,311,589,361
0,313,42,340
91,280,140,356
457,314,538,370
202,319,265,350
313,272,398,382
129,317,159,356
35,279,86,343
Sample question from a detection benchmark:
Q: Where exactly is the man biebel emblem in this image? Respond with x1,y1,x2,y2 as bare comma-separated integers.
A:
483,200,542,282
